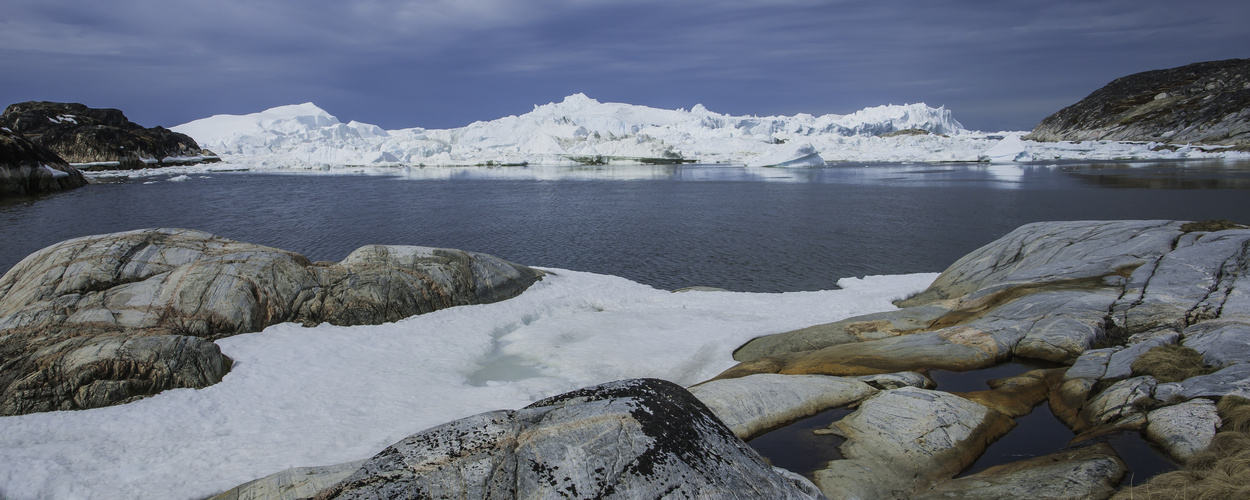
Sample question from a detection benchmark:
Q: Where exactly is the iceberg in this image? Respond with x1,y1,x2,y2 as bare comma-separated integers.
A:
172,94,970,168
744,142,826,167
979,134,1031,163
169,94,1250,170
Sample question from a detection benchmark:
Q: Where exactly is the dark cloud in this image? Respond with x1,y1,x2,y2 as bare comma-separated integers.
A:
2,0,1246,131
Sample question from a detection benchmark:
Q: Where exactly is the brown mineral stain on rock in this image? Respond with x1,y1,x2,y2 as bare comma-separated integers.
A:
955,368,1066,418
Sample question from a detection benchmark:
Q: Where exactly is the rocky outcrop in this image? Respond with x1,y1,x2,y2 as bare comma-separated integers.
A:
215,379,825,500
1025,59,1250,146
0,101,217,167
0,229,543,415
718,219,1250,497
0,127,87,197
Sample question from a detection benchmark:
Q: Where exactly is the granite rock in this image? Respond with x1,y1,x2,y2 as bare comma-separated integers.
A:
314,379,825,499
0,228,543,415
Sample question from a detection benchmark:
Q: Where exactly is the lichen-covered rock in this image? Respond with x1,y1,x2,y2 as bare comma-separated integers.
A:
0,228,543,415
0,101,214,166
914,443,1126,500
688,373,877,440
1146,399,1221,462
0,127,87,197
310,379,825,499
1025,58,1250,146
812,387,1015,499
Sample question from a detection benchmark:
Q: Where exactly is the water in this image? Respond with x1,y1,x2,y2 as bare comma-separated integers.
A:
3,160,1250,293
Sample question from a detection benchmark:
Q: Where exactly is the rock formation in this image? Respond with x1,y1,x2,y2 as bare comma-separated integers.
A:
0,229,544,415
0,127,87,197
1025,58,1250,146
212,379,825,500
0,101,217,167
714,219,1250,498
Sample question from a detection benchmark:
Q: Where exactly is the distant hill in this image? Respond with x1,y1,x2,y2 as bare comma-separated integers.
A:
0,102,214,167
1026,58,1250,146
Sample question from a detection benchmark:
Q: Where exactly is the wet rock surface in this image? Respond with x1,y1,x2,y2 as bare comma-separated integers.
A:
233,379,825,499
914,443,1127,500
1025,58,1250,146
0,127,88,197
717,219,1250,498
0,228,543,415
812,387,1015,499
0,101,216,167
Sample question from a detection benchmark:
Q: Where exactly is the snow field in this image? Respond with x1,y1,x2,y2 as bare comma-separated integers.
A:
0,269,938,499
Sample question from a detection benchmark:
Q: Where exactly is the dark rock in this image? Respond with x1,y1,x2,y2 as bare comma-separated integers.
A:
0,127,88,197
0,101,217,167
0,228,544,415
284,379,824,499
1025,59,1250,146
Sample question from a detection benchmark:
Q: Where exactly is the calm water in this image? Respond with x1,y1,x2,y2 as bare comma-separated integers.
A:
3,160,1249,292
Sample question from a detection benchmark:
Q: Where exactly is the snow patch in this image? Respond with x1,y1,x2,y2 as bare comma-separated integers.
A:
0,269,937,500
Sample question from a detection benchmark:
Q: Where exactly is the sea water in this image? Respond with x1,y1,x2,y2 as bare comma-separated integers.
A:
4,160,1250,289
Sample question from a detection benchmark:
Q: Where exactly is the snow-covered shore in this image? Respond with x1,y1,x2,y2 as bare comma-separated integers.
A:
167,94,1249,171
0,269,936,499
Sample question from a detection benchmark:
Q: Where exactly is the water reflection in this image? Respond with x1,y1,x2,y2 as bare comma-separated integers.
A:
372,159,1250,190
1061,160,1250,189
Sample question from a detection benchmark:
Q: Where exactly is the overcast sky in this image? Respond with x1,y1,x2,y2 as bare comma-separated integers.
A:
2,0,1247,132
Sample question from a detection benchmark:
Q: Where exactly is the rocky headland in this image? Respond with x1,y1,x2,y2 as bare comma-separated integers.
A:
1026,58,1250,147
0,229,543,415
4,220,1250,499
0,101,219,169
0,127,88,197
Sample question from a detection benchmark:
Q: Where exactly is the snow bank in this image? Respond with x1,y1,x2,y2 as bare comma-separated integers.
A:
0,269,937,499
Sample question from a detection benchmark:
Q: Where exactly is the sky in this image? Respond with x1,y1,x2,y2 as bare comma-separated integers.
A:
2,0,1247,132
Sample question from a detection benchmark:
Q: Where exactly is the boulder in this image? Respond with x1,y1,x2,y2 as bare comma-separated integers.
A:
812,387,1015,499
688,373,877,440
0,101,216,167
1025,58,1250,146
0,127,88,197
1146,398,1221,462
0,229,543,415
914,443,1126,500
302,379,825,499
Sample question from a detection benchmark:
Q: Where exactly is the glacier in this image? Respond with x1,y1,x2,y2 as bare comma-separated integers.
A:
170,93,1249,170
